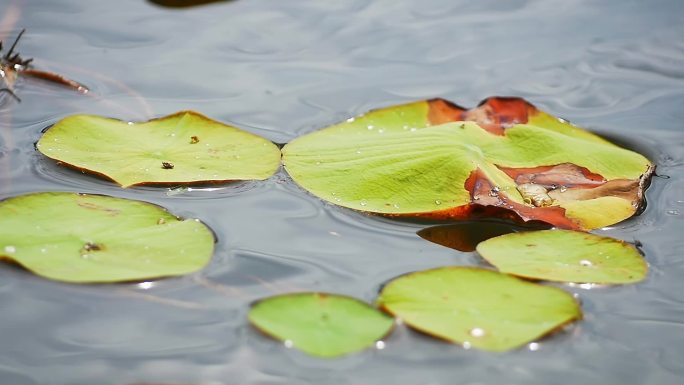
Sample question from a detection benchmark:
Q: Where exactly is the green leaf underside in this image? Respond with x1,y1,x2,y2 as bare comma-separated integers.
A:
37,111,281,187
476,230,647,284
377,267,581,352
282,98,652,229
248,292,394,358
0,192,214,283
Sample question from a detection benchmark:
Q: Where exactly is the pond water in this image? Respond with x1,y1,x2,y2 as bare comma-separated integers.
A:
1,0,683,384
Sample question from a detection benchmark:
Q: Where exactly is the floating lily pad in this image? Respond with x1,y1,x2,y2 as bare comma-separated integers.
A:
37,111,281,187
0,192,214,283
476,229,647,284
377,267,581,352
248,292,394,357
282,97,653,230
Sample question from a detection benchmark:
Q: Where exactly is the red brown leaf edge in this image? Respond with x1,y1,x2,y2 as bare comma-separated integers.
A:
282,97,654,230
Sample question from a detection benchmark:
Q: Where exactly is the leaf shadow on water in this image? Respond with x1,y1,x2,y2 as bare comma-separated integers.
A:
417,220,552,252
147,0,237,8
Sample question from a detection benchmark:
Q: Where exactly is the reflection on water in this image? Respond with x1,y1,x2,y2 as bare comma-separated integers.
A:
148,0,234,8
1,0,684,384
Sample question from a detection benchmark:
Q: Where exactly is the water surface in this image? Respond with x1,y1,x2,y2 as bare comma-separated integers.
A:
1,0,683,384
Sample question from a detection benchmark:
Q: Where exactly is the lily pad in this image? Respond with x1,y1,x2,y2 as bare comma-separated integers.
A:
248,292,394,357
0,192,214,283
282,97,653,230
37,111,281,187
377,267,581,352
476,229,647,284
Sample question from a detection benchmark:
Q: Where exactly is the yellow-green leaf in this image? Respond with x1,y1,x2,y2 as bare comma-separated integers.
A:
0,192,214,283
37,111,281,187
476,229,648,284
377,267,581,352
249,292,394,358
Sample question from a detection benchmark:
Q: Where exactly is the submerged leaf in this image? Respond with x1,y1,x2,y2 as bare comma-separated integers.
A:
476,229,647,284
377,267,581,352
37,111,281,187
0,192,214,283
248,292,394,357
282,97,653,230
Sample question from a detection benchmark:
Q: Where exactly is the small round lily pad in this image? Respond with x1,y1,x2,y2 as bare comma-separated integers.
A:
476,229,648,284
37,111,281,187
377,267,581,352
0,192,215,283
248,292,394,358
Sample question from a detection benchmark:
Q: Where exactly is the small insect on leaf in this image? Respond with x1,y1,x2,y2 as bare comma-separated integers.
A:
161,162,175,169
81,242,102,253
190,136,199,144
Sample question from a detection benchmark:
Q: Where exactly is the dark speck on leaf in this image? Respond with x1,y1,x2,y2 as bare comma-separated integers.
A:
82,242,102,252
162,162,174,169
190,136,199,144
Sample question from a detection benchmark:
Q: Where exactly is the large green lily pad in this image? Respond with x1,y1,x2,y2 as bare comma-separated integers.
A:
37,111,281,187
476,229,647,284
282,97,653,230
377,267,581,352
248,292,394,357
0,192,214,283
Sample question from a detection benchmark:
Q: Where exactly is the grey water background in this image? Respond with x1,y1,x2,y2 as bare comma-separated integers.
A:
1,0,683,384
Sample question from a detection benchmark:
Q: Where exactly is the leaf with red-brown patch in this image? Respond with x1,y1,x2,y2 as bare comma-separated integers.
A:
283,97,653,230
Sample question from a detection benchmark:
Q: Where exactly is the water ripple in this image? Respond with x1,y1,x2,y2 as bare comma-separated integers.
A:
3,0,684,384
